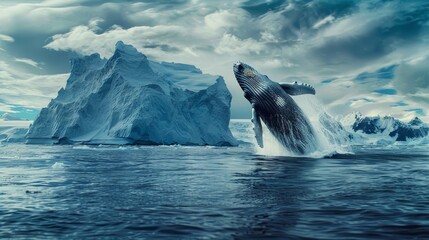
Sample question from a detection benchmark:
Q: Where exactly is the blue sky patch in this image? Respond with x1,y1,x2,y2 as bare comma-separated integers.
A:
391,101,408,107
355,64,397,82
9,106,40,120
321,78,336,84
373,88,397,95
405,108,425,116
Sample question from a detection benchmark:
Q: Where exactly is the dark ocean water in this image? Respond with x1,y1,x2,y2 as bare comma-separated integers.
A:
1,142,429,239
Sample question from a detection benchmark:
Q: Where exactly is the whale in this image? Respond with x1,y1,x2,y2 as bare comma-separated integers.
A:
233,62,318,155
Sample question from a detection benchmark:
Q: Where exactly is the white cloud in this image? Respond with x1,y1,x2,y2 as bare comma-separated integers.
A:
262,59,283,68
0,3,88,34
88,17,104,32
0,59,67,111
317,2,395,39
45,23,189,58
215,34,265,55
204,9,250,33
0,1,228,35
318,77,429,122
0,34,14,42
0,61,10,70
0,60,32,79
313,15,335,29
14,57,40,68
394,57,429,95
0,70,13,79
0,73,69,109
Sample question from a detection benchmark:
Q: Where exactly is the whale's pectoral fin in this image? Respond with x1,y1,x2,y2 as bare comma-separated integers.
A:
252,107,264,148
280,82,316,95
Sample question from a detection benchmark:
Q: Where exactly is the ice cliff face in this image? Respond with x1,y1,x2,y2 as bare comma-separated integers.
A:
27,41,237,146
341,113,429,144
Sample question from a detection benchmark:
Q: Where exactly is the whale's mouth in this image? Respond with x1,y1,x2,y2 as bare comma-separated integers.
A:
233,62,243,74
233,63,248,93
233,62,255,74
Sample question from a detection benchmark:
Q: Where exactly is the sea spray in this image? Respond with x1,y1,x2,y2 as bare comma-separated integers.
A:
255,120,298,157
296,96,352,155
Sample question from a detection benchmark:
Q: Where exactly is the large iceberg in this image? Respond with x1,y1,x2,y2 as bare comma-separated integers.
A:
26,41,237,146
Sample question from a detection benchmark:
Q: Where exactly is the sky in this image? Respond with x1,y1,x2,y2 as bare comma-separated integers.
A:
0,0,428,121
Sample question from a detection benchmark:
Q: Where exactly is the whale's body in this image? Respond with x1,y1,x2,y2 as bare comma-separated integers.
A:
233,62,318,155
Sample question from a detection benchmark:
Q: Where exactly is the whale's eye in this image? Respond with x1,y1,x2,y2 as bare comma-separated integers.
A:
243,69,256,78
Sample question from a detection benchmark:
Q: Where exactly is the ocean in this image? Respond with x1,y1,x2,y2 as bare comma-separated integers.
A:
1,121,429,239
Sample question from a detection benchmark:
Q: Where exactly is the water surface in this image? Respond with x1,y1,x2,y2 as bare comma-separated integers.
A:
1,143,428,239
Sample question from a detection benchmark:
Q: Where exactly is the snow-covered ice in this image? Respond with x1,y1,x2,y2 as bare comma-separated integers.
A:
0,113,31,143
51,162,65,169
26,41,237,146
341,112,429,145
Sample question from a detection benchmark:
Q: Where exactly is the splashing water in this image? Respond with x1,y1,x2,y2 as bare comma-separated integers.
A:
254,96,351,158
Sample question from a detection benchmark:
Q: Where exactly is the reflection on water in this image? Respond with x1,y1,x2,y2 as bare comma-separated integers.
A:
233,156,317,239
0,144,429,239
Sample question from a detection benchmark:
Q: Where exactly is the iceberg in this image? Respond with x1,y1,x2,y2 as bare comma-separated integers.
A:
0,113,25,121
26,41,237,146
0,113,32,143
341,112,429,144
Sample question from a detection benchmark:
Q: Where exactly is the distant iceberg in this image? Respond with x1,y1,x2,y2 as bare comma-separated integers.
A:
341,112,429,144
26,41,237,146
0,113,25,121
0,113,31,143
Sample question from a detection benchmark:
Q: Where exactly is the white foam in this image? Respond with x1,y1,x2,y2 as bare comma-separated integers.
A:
72,145,91,150
51,162,65,169
295,96,351,155
255,121,299,157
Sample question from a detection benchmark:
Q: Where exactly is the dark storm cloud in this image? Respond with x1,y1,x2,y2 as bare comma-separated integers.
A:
241,0,286,17
310,1,429,67
393,56,429,109
311,29,391,65
236,0,428,83
143,44,181,53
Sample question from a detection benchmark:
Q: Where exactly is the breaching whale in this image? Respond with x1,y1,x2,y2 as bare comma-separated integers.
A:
233,62,318,155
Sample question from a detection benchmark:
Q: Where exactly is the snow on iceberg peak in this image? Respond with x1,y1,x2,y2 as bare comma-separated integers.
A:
26,41,238,146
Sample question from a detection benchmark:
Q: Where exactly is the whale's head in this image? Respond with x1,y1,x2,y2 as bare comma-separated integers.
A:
233,62,269,104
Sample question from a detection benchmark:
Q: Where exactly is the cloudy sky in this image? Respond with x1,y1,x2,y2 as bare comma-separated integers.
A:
0,0,428,121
